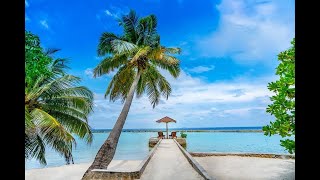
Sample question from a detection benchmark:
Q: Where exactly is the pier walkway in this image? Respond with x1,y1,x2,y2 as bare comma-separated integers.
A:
140,139,204,180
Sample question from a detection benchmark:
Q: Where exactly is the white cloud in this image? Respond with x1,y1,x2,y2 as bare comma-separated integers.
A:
223,107,265,116
186,65,215,73
105,10,117,18
84,68,94,78
106,70,117,77
40,20,49,29
88,69,275,129
162,71,273,104
105,10,111,16
104,6,129,19
25,0,29,8
197,0,295,64
84,67,117,79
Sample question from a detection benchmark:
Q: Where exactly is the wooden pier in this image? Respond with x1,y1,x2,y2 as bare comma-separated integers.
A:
84,139,212,180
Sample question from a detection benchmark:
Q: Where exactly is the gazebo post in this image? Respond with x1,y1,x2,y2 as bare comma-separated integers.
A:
166,122,168,139
156,116,176,139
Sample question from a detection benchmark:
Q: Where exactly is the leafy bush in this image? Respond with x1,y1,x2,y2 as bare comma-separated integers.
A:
25,31,53,87
263,38,295,154
180,131,187,138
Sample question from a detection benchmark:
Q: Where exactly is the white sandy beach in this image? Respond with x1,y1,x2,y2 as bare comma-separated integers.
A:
25,156,294,180
195,156,295,180
25,160,141,180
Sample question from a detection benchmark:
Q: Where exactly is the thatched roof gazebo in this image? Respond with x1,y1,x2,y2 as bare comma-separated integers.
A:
156,116,176,139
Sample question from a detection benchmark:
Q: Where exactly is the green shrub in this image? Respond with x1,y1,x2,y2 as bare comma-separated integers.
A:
180,131,187,138
263,38,295,154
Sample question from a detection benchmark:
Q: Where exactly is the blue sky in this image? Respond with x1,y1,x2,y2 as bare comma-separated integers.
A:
25,0,295,129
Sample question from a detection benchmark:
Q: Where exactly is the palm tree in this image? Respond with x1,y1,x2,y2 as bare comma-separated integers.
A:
25,56,94,165
83,10,181,177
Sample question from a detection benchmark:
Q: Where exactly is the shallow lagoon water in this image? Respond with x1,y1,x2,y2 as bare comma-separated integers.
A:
25,131,292,169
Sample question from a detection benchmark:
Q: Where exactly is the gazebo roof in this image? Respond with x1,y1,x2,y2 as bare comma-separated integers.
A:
156,116,176,123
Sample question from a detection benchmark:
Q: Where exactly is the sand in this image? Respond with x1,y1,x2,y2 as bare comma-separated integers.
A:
25,156,295,180
25,160,142,180
195,156,295,180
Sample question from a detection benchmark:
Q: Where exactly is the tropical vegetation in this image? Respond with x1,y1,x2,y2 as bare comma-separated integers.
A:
263,38,295,154
180,131,187,138
25,31,94,165
83,10,181,176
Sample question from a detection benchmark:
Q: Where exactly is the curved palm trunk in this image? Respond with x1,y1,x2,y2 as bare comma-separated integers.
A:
82,70,142,179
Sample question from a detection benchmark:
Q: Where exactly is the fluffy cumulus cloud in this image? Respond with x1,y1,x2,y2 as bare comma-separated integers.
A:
197,0,295,64
88,69,276,129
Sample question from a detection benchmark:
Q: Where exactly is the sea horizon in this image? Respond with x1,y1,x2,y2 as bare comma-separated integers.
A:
92,126,264,132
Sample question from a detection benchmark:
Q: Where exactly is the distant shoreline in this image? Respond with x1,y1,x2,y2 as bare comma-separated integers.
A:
92,127,264,133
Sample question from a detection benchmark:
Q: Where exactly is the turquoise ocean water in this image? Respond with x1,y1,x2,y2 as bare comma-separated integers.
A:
25,129,293,170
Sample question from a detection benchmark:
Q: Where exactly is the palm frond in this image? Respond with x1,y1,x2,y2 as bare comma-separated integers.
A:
48,110,93,144
42,104,88,121
157,74,171,99
31,107,76,156
44,86,94,102
150,55,180,78
26,108,76,165
105,65,136,102
93,54,128,77
138,15,157,33
31,108,65,131
111,39,137,54
42,132,74,164
25,106,34,127
27,75,81,101
130,46,151,63
149,48,180,78
44,96,93,115
97,32,121,56
137,65,172,108
41,86,94,119
136,14,158,46
164,47,181,54
146,15,157,32
145,70,160,108
50,58,69,75
44,48,60,56
136,72,146,98
161,55,180,65
119,9,139,43
25,133,47,165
